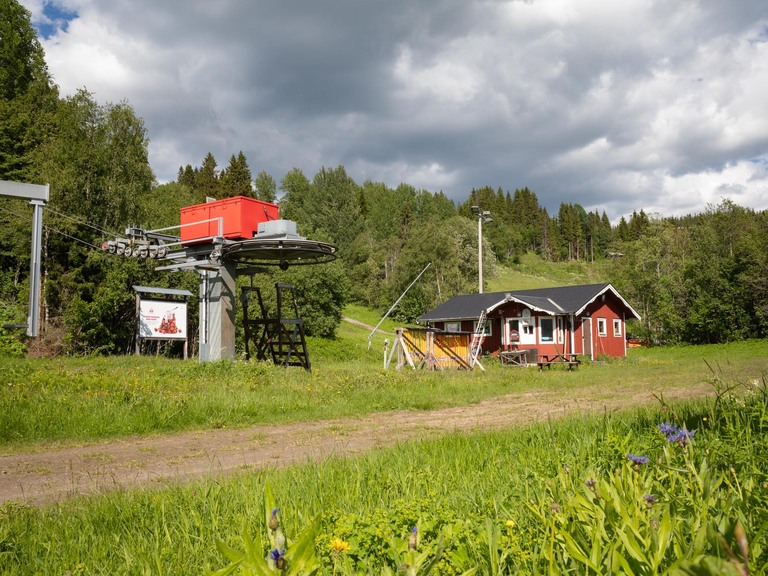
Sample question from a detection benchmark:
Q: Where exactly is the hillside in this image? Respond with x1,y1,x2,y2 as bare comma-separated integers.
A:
487,253,613,292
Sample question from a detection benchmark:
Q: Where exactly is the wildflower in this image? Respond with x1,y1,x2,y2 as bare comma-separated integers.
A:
329,537,351,555
505,519,516,529
658,422,696,445
643,494,658,509
627,454,650,466
268,508,280,531
668,427,695,445
408,526,418,550
585,478,597,491
658,422,676,437
269,548,287,571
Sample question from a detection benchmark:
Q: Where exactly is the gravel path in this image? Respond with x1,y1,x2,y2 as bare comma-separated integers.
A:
0,376,715,507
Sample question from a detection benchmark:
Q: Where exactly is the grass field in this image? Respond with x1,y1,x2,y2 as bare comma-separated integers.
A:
1,311,767,574
1,328,766,451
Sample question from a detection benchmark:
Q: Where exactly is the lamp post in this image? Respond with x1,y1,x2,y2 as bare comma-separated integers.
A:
471,205,493,293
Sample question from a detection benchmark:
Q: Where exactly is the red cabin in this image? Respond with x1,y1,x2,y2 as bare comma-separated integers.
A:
417,283,641,362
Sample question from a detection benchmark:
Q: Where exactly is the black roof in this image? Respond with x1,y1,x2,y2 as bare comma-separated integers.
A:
417,283,641,322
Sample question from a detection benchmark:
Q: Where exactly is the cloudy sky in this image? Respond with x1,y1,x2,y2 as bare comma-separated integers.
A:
20,0,768,221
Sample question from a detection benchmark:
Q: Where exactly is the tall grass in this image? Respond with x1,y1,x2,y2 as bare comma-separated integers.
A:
1,339,767,450
1,377,766,574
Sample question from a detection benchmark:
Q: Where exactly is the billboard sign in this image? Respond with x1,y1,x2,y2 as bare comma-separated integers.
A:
138,299,187,339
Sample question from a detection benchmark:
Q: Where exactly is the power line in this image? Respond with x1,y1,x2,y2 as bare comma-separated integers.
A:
43,225,103,251
0,203,104,251
46,206,121,238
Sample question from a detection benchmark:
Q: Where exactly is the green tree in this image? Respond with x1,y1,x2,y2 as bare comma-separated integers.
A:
254,170,277,203
219,151,252,198
196,152,219,199
0,0,58,181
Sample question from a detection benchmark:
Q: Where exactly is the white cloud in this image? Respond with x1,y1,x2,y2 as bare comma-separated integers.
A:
19,0,768,220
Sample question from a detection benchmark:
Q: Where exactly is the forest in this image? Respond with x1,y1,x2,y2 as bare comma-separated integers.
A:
2,0,767,357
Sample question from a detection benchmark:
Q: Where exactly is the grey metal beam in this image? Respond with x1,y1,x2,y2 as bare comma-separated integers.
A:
0,180,49,202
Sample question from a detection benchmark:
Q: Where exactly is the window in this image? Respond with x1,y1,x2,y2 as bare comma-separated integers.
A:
613,319,622,337
445,322,461,332
540,317,554,342
473,321,492,336
597,318,607,336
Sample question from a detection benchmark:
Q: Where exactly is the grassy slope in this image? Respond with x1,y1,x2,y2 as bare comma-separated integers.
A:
486,253,613,292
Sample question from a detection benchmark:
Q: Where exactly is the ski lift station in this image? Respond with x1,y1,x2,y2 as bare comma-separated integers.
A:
2,178,337,367
103,195,337,367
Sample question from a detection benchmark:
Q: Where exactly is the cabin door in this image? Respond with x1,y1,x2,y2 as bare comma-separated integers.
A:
582,318,593,360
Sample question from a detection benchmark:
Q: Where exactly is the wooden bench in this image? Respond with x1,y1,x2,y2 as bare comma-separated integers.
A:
538,353,580,370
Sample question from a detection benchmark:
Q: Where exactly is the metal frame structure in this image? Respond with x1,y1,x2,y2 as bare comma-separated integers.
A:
103,217,336,362
0,180,49,337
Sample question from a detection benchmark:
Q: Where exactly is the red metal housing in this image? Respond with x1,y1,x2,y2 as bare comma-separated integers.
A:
180,196,279,245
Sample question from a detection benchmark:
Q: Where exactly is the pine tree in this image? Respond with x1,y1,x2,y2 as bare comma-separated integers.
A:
195,152,219,199
219,151,252,198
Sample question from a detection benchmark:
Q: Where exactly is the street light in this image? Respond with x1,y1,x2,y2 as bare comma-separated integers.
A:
471,205,493,293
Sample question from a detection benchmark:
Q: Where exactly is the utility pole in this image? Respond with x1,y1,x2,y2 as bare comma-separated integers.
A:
471,206,492,294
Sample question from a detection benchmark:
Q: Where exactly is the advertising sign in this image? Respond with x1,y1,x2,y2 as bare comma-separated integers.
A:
138,299,187,339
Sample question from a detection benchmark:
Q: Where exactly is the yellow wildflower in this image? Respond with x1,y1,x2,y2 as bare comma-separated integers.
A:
329,537,351,554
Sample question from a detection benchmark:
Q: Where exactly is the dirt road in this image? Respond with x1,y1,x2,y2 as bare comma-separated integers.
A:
0,379,713,507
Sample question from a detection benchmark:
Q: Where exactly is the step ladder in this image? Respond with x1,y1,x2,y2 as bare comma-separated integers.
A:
241,283,311,371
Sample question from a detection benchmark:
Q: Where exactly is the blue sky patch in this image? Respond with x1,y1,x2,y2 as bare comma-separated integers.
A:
34,2,78,39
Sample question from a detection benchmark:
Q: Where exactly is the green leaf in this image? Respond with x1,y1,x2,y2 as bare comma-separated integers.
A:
215,539,245,564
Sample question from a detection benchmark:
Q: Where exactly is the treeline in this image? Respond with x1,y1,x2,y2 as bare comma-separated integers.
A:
609,201,768,345
1,0,766,356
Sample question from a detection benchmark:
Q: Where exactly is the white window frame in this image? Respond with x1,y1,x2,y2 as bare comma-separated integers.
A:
597,318,607,337
445,322,461,333
539,316,555,343
473,320,492,336
613,319,622,337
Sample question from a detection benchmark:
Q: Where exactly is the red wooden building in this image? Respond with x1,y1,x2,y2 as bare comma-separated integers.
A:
417,283,641,361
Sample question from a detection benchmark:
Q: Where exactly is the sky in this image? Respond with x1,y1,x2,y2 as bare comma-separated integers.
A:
20,0,768,221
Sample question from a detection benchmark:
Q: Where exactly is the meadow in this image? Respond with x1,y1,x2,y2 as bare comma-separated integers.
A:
0,324,766,574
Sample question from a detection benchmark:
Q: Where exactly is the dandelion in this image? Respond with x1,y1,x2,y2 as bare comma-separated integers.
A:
627,453,650,466
329,537,351,555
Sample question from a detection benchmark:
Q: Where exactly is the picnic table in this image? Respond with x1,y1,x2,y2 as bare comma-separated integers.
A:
537,353,580,370
499,348,530,366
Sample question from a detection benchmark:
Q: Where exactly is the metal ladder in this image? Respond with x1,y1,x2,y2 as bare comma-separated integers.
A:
241,283,311,371
469,309,487,366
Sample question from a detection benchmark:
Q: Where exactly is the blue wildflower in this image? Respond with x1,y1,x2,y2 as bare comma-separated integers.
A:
668,427,695,445
268,507,280,531
408,526,418,550
658,422,677,437
658,422,696,445
643,494,658,508
627,453,650,466
269,548,287,570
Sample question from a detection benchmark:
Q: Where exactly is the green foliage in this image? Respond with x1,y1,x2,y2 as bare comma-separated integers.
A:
3,375,766,574
611,201,768,344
